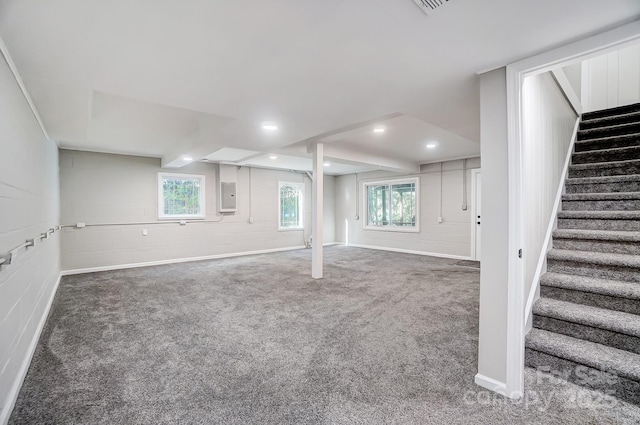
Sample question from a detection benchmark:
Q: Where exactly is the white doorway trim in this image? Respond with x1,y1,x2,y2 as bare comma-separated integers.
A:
504,20,640,398
470,169,481,261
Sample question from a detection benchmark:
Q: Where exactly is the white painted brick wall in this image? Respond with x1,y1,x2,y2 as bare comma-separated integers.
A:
335,157,480,258
59,150,336,271
0,54,61,422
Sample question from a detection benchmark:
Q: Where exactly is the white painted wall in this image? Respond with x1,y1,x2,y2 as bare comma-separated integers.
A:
0,55,60,422
476,67,509,387
334,157,480,259
582,43,640,112
562,62,582,102
522,72,578,303
59,150,335,272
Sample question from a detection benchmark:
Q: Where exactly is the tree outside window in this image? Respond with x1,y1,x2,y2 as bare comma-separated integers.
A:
279,182,304,229
365,178,418,231
158,173,205,219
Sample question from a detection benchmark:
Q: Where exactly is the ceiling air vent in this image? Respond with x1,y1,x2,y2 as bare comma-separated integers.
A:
411,0,451,16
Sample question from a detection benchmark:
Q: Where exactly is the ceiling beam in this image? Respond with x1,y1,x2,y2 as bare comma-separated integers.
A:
309,143,419,173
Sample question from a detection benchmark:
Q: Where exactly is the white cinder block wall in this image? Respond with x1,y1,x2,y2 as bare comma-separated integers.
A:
0,55,61,422
59,150,336,272
334,157,480,259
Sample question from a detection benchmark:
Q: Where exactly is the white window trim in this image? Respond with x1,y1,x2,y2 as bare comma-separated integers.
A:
278,181,304,231
157,172,206,220
363,177,419,233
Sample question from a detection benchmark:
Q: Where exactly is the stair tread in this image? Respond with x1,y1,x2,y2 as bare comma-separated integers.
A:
566,174,640,184
526,328,640,382
563,192,640,201
533,298,640,337
553,228,640,242
581,110,640,126
570,158,640,170
557,210,640,219
573,145,640,156
541,272,640,300
582,103,640,121
548,249,640,268
578,121,640,136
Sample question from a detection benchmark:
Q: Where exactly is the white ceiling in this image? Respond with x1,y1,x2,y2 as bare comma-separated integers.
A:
1,0,639,174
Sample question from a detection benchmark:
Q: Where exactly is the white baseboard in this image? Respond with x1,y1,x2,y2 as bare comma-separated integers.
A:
60,245,315,276
474,373,523,399
1,272,62,425
474,373,508,396
347,243,472,261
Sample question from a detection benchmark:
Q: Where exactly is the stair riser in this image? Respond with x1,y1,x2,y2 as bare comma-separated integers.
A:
580,114,640,130
547,259,640,282
562,199,640,211
574,136,640,152
540,286,640,315
582,104,640,121
572,147,640,165
569,162,640,178
565,181,640,194
578,123,640,140
525,349,640,405
553,238,640,255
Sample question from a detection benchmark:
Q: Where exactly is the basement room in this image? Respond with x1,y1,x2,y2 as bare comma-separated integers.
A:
1,1,640,424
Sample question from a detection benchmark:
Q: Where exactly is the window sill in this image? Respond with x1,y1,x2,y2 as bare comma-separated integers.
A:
363,226,420,233
158,216,206,221
279,227,304,232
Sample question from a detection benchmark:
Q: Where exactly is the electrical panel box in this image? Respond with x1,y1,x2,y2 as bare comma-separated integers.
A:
220,182,236,212
217,164,237,213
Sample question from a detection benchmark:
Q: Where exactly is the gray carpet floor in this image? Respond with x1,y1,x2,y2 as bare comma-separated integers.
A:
9,246,640,424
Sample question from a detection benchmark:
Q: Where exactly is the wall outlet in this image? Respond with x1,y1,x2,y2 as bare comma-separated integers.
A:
142,229,148,236
179,220,187,226
249,217,254,224
76,222,85,228
438,216,443,223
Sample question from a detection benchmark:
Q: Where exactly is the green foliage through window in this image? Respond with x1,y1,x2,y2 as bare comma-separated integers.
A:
159,173,204,218
366,180,417,229
279,182,303,229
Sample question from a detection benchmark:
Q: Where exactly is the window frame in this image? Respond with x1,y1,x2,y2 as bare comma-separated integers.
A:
278,181,305,231
363,177,419,233
157,172,206,220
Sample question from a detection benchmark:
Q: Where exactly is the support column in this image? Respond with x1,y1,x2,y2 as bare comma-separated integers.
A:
312,142,324,279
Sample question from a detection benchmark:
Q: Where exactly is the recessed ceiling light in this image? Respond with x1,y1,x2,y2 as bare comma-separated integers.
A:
324,162,331,167
426,142,438,149
201,158,209,162
373,127,386,133
269,155,278,160
262,123,278,131
182,156,193,161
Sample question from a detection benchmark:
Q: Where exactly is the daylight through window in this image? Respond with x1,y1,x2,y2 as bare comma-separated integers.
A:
365,178,418,231
158,173,205,219
279,182,304,229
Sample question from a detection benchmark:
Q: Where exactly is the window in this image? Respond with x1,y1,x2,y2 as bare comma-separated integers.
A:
279,181,304,229
364,178,418,231
158,173,205,219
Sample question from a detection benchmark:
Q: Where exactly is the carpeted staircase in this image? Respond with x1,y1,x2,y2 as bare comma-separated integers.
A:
525,102,640,405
